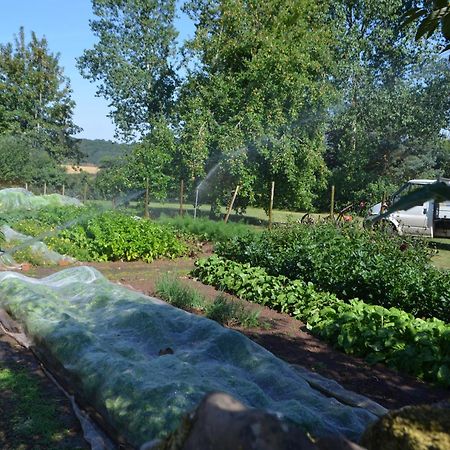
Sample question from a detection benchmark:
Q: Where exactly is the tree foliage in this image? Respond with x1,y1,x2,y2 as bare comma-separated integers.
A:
82,0,450,210
326,0,450,205
77,0,178,140
403,0,450,51
0,27,81,162
176,0,337,211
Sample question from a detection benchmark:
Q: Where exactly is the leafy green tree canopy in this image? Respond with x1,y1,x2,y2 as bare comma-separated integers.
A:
0,27,81,162
78,0,179,140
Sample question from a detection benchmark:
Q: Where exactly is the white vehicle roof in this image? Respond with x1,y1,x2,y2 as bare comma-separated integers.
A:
409,178,450,185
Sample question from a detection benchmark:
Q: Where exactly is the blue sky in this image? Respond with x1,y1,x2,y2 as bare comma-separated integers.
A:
1,1,195,141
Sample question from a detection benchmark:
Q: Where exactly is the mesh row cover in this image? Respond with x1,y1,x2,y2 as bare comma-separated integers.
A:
0,188,82,212
0,225,74,266
0,267,377,447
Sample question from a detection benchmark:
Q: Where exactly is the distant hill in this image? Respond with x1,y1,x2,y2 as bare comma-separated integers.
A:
77,139,133,166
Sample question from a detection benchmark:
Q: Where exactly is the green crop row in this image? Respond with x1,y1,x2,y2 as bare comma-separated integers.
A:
45,211,188,262
156,214,258,243
216,223,450,323
193,255,450,387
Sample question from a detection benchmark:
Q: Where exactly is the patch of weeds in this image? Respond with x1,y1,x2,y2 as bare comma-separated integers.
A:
156,277,263,328
205,294,236,325
156,276,205,310
206,294,262,328
10,246,48,266
0,365,81,449
236,307,261,328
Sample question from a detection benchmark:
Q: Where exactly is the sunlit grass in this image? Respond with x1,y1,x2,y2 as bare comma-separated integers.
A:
0,365,83,449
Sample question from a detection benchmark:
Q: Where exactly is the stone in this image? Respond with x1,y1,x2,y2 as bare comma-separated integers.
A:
150,391,316,450
360,403,450,450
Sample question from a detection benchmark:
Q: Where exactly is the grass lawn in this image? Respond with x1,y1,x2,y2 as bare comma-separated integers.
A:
0,363,85,450
88,199,319,225
430,238,450,270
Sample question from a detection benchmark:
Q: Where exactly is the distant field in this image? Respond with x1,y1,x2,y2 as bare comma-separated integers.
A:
62,164,99,174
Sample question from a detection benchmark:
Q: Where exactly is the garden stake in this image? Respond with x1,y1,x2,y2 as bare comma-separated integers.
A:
224,185,240,223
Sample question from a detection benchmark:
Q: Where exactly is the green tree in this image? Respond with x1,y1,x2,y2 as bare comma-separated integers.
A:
403,0,450,50
0,134,67,188
0,28,81,162
77,0,178,140
178,0,337,211
326,0,450,205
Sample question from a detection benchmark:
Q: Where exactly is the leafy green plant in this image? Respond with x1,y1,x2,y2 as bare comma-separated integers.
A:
216,223,450,322
193,256,450,387
41,211,188,262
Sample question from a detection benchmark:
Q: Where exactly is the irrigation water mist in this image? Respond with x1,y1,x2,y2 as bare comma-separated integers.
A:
1,188,147,262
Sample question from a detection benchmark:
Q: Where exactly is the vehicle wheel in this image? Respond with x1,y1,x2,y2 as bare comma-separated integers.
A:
374,220,397,235
300,213,315,225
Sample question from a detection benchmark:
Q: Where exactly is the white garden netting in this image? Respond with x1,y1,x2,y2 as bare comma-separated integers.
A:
0,225,74,266
0,267,378,447
0,188,82,212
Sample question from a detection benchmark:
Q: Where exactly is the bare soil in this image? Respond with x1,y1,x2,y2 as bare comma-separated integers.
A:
1,253,450,448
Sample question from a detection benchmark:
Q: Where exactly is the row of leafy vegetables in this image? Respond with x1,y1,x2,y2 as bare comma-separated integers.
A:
193,223,450,387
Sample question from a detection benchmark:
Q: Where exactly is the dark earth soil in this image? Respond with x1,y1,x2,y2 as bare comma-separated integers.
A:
2,253,450,447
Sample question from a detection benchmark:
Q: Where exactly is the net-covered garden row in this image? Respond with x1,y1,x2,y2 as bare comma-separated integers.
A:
0,267,377,446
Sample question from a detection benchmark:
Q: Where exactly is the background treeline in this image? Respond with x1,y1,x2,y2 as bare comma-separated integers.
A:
1,1,450,211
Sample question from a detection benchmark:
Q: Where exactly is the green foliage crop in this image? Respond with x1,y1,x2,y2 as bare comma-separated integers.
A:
217,223,450,322
193,256,450,386
47,211,187,262
156,215,257,243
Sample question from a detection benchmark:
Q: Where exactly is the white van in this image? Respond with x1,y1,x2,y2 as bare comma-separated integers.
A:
367,179,450,238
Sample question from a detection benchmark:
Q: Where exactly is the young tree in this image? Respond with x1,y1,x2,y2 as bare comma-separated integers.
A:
0,27,81,162
77,0,178,140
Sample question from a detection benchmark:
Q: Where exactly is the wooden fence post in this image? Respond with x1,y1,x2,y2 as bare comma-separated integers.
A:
144,177,149,218
44,182,47,195
330,185,335,221
179,180,184,216
268,181,275,229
